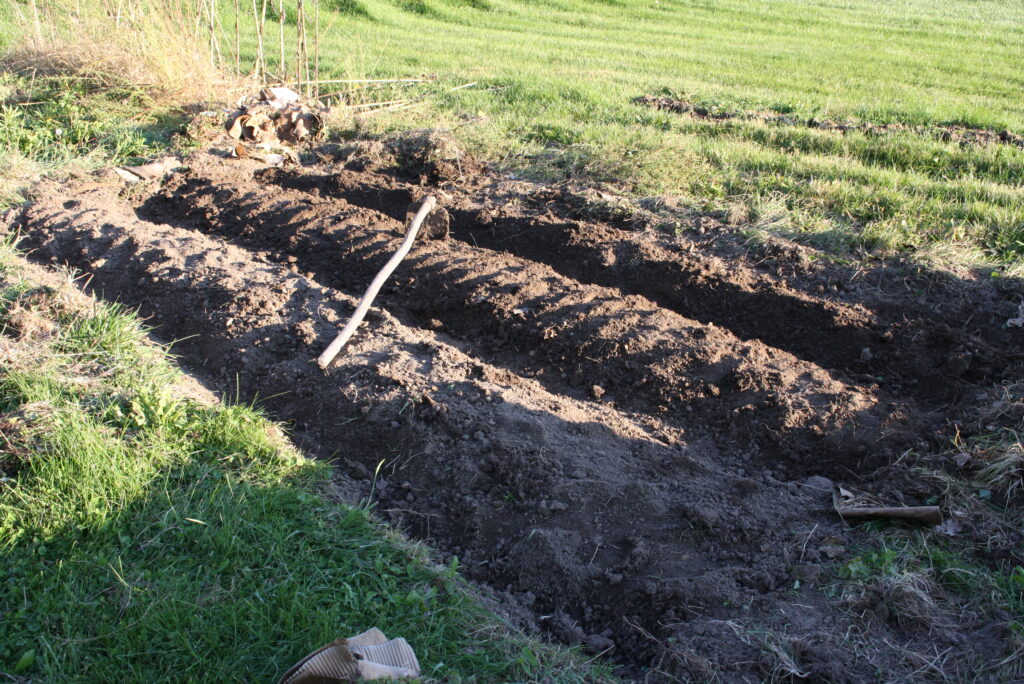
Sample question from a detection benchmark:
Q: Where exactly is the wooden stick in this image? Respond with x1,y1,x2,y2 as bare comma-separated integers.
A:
317,196,438,369
836,506,942,525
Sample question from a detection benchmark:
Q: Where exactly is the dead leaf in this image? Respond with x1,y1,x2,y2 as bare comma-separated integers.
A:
934,519,962,536
953,452,971,467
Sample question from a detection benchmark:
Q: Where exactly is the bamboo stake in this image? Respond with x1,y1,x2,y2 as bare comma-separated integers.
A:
259,0,268,81
213,0,224,69
206,0,218,69
354,101,421,117
316,196,438,369
300,0,309,96
343,99,410,109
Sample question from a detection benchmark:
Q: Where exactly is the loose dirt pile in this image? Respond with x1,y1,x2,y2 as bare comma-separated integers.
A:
635,94,1024,148
6,139,1023,680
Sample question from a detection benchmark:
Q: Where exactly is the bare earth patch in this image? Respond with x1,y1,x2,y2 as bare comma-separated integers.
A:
5,140,1023,680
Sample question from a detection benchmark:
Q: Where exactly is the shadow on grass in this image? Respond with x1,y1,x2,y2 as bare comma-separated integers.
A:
0,301,596,682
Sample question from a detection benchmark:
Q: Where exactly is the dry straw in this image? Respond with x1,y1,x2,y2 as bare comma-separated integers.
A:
3,0,325,100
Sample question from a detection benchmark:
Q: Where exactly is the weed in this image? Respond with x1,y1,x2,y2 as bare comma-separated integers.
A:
0,73,181,209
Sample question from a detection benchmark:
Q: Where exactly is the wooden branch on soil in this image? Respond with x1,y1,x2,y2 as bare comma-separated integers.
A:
316,196,438,369
835,505,942,525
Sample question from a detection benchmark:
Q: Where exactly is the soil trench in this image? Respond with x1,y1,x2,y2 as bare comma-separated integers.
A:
256,165,1014,409
8,149,1024,681
133,167,899,473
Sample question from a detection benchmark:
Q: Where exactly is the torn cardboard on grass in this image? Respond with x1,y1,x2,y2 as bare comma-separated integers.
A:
111,88,324,181
279,628,421,683
227,87,324,146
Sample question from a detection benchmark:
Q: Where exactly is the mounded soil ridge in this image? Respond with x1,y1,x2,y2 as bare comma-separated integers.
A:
7,145,1023,681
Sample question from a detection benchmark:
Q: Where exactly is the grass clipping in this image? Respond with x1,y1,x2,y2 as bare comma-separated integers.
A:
3,0,228,101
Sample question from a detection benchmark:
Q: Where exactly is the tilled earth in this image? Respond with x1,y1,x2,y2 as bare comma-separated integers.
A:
8,140,1024,681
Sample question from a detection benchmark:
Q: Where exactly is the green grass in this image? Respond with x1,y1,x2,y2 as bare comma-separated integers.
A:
284,0,1024,271
4,0,1023,267
832,530,1024,676
0,73,181,206
0,250,606,682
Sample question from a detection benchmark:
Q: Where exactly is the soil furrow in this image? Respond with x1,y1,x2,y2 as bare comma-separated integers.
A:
258,165,1019,409
8,145,1022,681
261,168,880,375
9,177,888,678
134,162,909,473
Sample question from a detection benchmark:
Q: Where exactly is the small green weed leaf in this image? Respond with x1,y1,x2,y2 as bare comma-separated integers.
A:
14,648,35,673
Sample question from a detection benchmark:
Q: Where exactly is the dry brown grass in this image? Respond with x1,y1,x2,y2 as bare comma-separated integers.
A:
965,382,1024,497
3,0,236,102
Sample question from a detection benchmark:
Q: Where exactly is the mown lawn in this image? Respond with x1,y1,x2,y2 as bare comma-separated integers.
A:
3,0,1022,267
281,0,1024,269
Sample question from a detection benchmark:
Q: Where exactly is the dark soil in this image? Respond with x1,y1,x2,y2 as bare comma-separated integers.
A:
7,139,1024,681
635,94,1024,148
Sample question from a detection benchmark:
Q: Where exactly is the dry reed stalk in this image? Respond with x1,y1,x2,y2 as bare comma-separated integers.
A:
30,0,43,41
250,0,265,81
295,0,307,96
313,0,319,99
235,0,241,75
278,0,286,77
7,0,229,102
206,0,222,70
